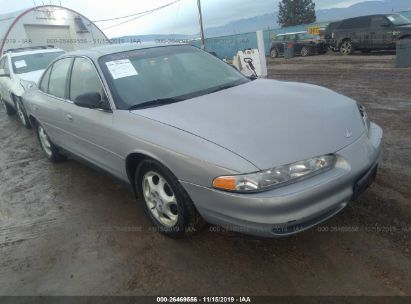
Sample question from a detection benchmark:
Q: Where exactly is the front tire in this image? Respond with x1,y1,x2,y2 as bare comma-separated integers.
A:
14,96,31,129
340,40,354,55
1,96,15,115
300,46,310,57
136,159,205,238
35,123,66,162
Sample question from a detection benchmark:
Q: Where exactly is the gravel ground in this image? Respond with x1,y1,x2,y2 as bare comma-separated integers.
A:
0,54,410,296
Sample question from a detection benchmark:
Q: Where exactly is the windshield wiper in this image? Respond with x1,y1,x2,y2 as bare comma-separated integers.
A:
128,97,184,110
208,82,243,94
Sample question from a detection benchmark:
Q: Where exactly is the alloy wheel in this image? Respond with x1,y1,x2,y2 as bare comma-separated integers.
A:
38,126,53,158
16,101,27,126
301,47,309,57
341,41,352,55
270,49,278,58
142,171,179,227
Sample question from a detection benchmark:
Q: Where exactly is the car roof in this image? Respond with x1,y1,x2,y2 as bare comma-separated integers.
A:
277,31,307,36
61,42,185,60
342,13,401,21
7,48,65,58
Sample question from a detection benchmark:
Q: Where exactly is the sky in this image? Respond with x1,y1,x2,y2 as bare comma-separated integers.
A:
0,0,377,37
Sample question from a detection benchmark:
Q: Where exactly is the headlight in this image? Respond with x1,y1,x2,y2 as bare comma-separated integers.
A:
20,79,35,91
358,103,370,135
212,154,336,193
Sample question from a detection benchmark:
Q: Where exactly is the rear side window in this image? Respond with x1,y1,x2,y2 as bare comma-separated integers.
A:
69,57,105,102
39,67,52,92
340,17,370,29
48,58,72,99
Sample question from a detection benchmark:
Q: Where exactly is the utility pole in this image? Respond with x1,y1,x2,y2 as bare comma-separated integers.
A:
197,0,205,49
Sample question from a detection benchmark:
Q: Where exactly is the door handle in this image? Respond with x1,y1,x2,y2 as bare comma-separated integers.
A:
65,114,73,121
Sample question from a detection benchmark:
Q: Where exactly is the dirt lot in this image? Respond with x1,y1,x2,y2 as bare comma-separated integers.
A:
0,54,410,296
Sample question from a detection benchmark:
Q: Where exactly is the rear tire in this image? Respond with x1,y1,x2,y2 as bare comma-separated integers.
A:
135,159,205,238
1,96,15,115
340,40,354,55
270,48,278,58
35,123,66,162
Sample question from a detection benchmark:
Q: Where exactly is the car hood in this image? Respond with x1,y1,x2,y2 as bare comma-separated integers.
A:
132,79,365,170
18,70,45,83
396,24,411,30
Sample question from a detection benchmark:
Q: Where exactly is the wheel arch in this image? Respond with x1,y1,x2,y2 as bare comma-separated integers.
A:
28,114,38,128
125,152,171,198
338,37,352,48
399,34,411,40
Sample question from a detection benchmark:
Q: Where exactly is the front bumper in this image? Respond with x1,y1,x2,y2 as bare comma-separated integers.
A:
181,122,383,238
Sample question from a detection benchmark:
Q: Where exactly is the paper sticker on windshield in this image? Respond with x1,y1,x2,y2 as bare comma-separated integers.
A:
14,60,27,69
106,59,138,80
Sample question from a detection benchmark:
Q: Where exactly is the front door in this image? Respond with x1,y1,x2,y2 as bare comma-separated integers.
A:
370,16,393,49
59,57,123,178
0,57,14,104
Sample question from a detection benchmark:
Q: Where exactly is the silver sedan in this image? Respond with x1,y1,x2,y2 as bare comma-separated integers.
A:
22,43,383,238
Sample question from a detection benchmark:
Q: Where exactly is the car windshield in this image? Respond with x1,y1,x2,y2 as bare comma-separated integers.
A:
386,14,411,26
11,51,64,74
99,45,249,110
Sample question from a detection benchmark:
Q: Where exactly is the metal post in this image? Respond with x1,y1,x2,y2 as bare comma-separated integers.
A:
256,30,267,78
197,0,206,50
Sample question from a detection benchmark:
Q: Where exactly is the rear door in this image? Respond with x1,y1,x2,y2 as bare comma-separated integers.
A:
357,17,372,49
34,57,73,145
338,17,371,49
58,57,123,177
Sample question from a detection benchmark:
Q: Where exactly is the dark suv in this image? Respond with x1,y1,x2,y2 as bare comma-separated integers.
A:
270,31,327,58
326,13,411,55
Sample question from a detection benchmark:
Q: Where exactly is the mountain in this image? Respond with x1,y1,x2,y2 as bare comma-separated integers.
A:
316,0,411,21
203,0,411,37
113,34,196,43
115,0,411,41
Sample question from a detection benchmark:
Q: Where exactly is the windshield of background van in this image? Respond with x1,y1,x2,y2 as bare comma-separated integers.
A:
12,51,65,74
99,45,248,110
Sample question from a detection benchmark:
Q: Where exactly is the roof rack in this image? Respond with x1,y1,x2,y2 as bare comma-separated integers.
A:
277,31,308,36
4,45,56,54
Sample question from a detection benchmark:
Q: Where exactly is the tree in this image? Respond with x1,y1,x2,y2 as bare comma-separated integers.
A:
278,0,316,27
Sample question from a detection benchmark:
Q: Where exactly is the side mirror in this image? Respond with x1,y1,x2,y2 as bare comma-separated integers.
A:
381,23,391,28
74,92,110,110
0,68,10,77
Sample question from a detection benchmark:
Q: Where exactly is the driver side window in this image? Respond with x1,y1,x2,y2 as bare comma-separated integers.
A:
69,57,108,106
371,16,390,27
39,67,52,93
3,58,10,75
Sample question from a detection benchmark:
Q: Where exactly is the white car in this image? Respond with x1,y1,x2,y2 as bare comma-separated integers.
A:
0,46,64,128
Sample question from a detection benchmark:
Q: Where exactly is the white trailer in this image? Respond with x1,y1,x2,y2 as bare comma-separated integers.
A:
0,5,109,55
